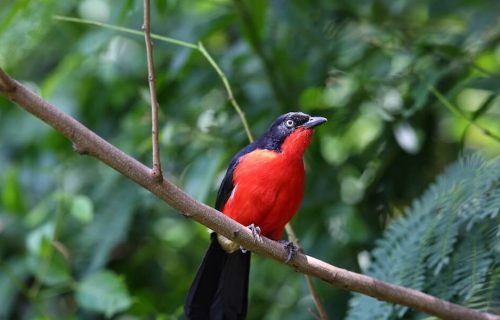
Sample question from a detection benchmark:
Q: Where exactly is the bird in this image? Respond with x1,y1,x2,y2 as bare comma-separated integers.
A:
184,112,327,320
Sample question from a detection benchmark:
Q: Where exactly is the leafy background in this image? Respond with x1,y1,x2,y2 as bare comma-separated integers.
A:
1,0,499,319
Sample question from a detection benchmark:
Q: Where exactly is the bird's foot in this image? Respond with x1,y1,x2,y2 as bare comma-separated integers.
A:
248,224,262,242
277,240,298,263
239,224,262,253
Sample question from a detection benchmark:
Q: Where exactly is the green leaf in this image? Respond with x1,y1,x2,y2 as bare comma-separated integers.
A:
76,270,132,317
0,0,64,68
0,257,30,318
26,223,55,255
70,195,94,224
25,197,53,227
28,243,71,286
26,223,71,285
299,87,325,110
467,76,500,92
1,166,25,214
183,149,224,203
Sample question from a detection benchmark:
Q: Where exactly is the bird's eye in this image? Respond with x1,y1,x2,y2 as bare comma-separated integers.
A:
285,119,295,128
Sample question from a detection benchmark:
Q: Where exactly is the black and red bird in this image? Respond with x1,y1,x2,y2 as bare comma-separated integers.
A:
184,112,327,320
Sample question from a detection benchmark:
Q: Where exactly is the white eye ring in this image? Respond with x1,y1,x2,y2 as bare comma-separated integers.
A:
285,119,295,128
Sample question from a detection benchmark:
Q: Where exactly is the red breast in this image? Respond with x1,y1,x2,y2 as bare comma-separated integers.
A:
222,128,313,240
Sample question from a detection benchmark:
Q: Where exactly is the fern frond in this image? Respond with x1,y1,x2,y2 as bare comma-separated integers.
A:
464,266,500,313
346,155,500,319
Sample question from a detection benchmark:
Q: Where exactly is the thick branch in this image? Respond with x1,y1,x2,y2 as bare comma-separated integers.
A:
0,69,498,320
142,0,163,181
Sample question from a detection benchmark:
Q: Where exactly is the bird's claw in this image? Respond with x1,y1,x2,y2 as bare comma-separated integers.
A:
278,240,298,263
239,224,262,253
248,224,262,242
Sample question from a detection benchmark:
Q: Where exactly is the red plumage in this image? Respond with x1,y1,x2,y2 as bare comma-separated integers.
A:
222,128,313,239
185,113,326,320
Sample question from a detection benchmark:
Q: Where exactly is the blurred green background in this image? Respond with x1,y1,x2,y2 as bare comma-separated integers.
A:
1,0,499,319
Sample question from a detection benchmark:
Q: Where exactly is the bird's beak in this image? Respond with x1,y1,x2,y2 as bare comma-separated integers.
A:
301,116,327,128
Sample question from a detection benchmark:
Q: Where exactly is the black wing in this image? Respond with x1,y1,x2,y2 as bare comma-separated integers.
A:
214,142,260,211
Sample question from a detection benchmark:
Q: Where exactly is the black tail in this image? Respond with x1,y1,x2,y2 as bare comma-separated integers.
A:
184,234,251,320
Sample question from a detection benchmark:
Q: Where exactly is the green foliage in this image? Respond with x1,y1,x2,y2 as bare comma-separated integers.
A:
0,0,72,68
70,195,94,224
76,270,132,317
347,155,500,319
26,223,71,286
1,0,500,319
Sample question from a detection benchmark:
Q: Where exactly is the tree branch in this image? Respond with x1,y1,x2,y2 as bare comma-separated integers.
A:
0,68,498,320
142,0,163,181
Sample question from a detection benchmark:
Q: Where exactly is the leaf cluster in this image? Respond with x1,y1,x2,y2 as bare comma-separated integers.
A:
347,155,500,319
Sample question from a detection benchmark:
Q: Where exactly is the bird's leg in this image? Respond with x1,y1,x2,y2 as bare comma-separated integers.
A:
277,240,298,263
240,224,262,253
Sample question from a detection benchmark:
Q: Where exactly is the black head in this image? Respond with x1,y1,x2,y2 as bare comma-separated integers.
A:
257,112,327,152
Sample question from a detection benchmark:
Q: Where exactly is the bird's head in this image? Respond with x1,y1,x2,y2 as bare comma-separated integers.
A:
259,112,327,155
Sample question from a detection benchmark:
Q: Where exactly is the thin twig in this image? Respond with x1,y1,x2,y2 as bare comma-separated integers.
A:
427,84,500,143
285,224,329,320
53,16,197,49
197,42,254,142
54,15,253,143
1,68,498,320
142,0,163,181
460,94,497,151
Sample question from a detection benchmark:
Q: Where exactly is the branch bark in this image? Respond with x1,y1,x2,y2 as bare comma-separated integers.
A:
142,0,163,181
0,68,498,320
